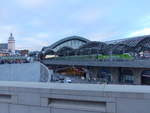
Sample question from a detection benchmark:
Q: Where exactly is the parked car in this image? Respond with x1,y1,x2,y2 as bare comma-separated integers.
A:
64,77,72,83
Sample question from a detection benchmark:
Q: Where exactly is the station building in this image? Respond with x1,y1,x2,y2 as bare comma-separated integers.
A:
41,35,150,85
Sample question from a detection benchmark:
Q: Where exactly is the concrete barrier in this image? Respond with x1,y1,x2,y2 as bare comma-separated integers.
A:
0,82,149,113
40,63,51,82
0,62,50,82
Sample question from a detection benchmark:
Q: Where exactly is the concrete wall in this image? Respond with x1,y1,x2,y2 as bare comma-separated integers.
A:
84,67,144,85
42,59,150,68
0,81,149,113
40,63,51,82
0,62,50,82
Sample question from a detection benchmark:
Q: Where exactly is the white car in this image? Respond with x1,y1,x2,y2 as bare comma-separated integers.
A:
64,78,72,83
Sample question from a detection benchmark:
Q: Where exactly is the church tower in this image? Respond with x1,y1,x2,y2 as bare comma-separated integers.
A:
8,33,15,52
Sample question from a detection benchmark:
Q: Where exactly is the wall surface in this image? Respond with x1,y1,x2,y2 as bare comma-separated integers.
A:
0,82,149,113
42,59,150,68
0,62,49,82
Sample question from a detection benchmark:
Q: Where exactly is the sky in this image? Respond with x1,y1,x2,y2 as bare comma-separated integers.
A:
0,0,150,51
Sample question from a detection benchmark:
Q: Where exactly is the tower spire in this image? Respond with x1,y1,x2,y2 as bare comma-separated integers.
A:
8,33,15,41
10,33,13,37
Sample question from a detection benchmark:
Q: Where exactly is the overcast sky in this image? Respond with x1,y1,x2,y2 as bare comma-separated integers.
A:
0,0,150,50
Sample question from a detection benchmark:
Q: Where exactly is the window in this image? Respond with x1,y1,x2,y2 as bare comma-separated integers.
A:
99,69,112,83
120,69,134,84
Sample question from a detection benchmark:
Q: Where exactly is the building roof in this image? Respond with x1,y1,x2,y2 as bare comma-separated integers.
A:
42,35,150,55
0,43,8,50
79,41,107,49
106,35,150,47
48,36,90,49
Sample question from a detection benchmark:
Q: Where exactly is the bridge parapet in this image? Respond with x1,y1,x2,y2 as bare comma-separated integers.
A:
0,81,149,113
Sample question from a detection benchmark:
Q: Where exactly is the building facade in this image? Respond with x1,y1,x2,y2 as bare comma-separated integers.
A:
0,43,8,51
0,33,15,55
8,33,15,52
41,35,150,85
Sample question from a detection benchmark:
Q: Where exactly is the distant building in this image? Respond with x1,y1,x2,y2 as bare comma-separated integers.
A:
8,33,15,52
0,43,8,51
0,33,15,54
20,50,29,56
0,52,9,57
15,50,29,56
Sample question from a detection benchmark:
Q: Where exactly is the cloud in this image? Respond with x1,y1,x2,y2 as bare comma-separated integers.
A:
0,8,9,21
0,24,49,51
15,0,50,8
128,28,150,37
30,19,44,27
125,15,150,37
87,31,118,41
70,8,104,24
35,33,49,38
140,15,150,27
17,32,50,50
18,38,48,50
0,25,18,42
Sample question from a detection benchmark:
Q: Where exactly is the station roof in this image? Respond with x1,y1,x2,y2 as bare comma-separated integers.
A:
48,36,90,50
42,35,150,54
106,35,150,47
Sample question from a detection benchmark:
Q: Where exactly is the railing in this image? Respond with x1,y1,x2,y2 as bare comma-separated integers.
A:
46,55,150,62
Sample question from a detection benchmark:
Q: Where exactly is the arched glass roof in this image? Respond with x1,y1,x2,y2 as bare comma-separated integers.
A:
48,36,89,51
41,35,150,56
107,35,150,47
79,41,107,49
